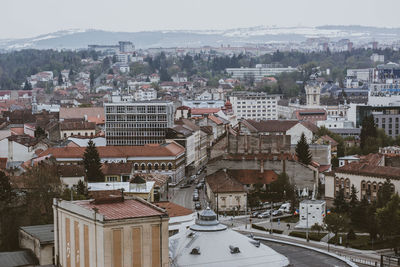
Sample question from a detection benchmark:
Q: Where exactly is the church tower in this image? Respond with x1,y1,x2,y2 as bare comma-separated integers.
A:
305,84,321,107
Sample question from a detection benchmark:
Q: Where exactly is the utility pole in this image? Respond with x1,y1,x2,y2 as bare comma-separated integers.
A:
306,204,309,242
216,184,219,220
270,201,273,234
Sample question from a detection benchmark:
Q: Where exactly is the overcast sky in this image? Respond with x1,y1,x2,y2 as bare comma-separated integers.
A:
2,0,400,39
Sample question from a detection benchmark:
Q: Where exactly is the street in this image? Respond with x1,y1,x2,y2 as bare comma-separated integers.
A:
169,169,208,211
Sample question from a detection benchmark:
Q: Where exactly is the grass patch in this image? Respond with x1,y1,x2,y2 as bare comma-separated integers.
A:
289,231,326,241
251,224,283,234
273,215,299,223
328,234,398,250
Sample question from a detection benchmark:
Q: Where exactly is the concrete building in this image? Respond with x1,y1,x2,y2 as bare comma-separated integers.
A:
53,194,169,267
88,180,155,202
230,92,281,120
226,66,297,81
105,101,174,146
19,224,54,265
296,200,326,229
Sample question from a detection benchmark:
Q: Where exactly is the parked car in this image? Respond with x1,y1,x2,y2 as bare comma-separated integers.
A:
251,211,260,218
196,183,203,190
195,202,201,210
257,210,271,218
193,194,199,201
179,183,191,189
272,210,283,217
194,189,199,194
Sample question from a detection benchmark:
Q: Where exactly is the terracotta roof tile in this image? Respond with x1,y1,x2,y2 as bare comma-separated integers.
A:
59,107,104,120
60,121,96,131
206,170,246,193
227,169,278,185
37,142,185,159
243,119,298,133
101,163,132,175
153,201,193,217
335,161,400,180
75,198,166,220
191,108,221,115
58,165,85,177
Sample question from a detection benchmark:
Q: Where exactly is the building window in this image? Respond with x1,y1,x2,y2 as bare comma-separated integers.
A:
154,164,159,171
161,164,166,171
107,176,118,182
141,164,146,171
168,163,172,171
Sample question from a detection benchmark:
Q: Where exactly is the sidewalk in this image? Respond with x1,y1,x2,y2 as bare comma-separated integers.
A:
234,225,382,264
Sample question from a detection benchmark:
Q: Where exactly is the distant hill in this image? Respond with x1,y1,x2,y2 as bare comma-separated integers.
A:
1,25,400,50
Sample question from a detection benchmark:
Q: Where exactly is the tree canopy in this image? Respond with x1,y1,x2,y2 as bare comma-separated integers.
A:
295,132,312,165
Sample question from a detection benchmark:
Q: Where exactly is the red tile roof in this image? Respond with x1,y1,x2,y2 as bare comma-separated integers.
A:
153,201,193,217
101,163,132,175
58,165,85,177
320,135,339,147
206,170,246,193
60,121,96,131
37,142,185,159
75,198,166,220
59,107,104,120
208,114,223,125
335,162,400,180
242,119,298,133
227,169,278,185
191,108,221,115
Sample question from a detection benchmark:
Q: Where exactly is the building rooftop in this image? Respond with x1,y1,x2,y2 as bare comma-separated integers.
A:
60,121,96,131
71,198,166,221
88,181,155,194
169,208,288,267
38,142,185,159
206,170,246,193
242,119,298,133
101,162,133,175
0,250,39,266
58,165,85,177
227,169,278,185
20,224,54,244
154,201,193,217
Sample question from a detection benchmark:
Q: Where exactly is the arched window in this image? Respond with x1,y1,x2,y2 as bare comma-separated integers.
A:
345,179,350,188
372,182,377,192
361,181,366,190
168,163,172,171
147,163,152,171
340,178,344,189
141,164,146,171
391,184,395,193
154,163,159,171
134,164,139,171
161,163,166,171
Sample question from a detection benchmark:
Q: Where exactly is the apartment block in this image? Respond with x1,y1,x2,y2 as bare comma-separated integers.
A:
229,92,281,120
105,101,174,146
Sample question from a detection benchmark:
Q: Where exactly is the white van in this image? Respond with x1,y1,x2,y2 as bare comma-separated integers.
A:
278,203,291,213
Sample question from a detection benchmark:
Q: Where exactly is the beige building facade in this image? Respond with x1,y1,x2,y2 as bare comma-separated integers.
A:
53,196,169,267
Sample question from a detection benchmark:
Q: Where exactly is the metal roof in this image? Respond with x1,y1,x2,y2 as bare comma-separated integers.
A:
20,224,54,244
0,250,38,266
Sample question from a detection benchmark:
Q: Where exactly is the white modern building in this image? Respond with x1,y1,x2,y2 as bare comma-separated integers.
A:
316,116,354,129
226,66,297,81
230,92,281,120
296,200,326,229
105,101,174,146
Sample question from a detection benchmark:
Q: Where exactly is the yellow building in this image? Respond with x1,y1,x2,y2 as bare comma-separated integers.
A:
53,193,169,267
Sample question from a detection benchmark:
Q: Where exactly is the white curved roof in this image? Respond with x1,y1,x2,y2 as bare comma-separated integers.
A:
169,228,289,267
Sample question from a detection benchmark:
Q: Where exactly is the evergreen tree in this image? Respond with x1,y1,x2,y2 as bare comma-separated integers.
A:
377,194,400,250
68,69,74,80
360,115,377,151
23,79,32,90
351,196,368,229
333,188,348,213
324,213,349,244
76,180,87,197
377,179,393,208
83,140,104,182
349,184,358,210
58,73,63,85
295,132,312,165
